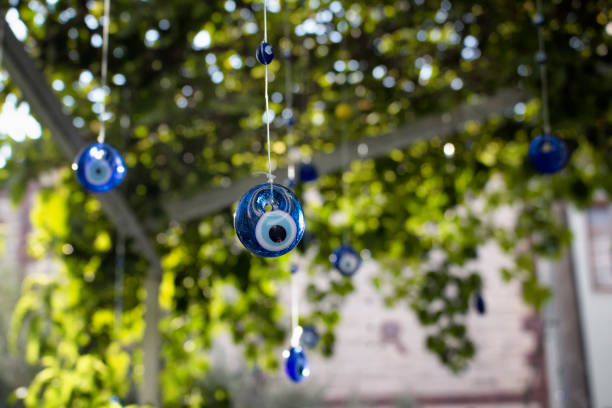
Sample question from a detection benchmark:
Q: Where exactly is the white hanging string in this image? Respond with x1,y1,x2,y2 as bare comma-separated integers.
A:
290,265,301,347
97,0,111,143
263,0,274,186
114,232,125,338
0,14,5,69
535,0,551,134
341,108,350,245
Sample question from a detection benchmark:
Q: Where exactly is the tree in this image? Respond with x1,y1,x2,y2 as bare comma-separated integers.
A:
1,0,611,406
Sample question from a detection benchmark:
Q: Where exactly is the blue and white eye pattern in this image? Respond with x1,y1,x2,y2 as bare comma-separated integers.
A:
256,41,274,65
330,245,362,277
73,142,127,193
285,346,310,383
235,183,305,257
255,210,297,252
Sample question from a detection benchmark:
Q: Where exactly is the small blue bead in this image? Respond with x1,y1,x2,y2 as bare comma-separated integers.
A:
290,263,299,274
330,245,362,277
535,51,547,65
298,163,319,183
73,142,126,193
474,292,486,315
235,183,305,257
532,13,545,27
256,42,275,65
301,326,320,349
285,346,310,383
528,133,568,174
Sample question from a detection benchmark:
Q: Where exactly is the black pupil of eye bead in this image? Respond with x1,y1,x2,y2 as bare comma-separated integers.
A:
269,225,287,243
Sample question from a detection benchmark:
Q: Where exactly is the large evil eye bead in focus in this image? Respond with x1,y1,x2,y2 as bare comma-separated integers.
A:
330,245,362,277
73,142,126,193
285,346,310,383
235,183,305,257
256,42,274,65
528,133,568,174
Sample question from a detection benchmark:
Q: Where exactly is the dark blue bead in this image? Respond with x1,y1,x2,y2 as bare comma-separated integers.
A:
290,263,299,274
235,183,305,257
285,346,310,383
286,117,295,127
330,245,362,277
298,163,319,183
528,133,568,174
73,142,126,193
532,13,545,27
474,292,486,315
535,51,547,65
256,42,275,65
301,326,320,349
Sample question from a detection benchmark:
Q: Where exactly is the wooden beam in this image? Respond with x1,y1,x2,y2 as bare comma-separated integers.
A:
1,15,162,406
164,88,526,222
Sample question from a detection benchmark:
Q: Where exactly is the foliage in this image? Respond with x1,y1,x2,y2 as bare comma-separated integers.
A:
0,0,611,406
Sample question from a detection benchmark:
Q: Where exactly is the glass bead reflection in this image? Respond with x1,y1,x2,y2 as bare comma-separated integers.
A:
235,183,305,257
73,142,126,193
528,133,568,174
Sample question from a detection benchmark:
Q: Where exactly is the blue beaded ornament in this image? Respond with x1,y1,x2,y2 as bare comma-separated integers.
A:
256,42,275,65
330,245,362,277
528,133,568,174
301,326,320,349
474,292,486,315
285,346,310,383
73,143,126,193
298,163,319,183
235,183,305,257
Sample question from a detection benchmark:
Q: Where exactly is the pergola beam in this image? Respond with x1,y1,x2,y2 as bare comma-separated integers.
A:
164,88,526,223
1,17,161,405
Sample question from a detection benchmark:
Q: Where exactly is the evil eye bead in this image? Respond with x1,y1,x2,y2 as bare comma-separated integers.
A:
532,13,545,27
528,133,568,174
301,326,320,349
235,183,305,257
285,346,310,383
73,142,126,193
474,292,486,315
535,51,547,65
298,163,319,183
256,42,275,65
330,245,362,277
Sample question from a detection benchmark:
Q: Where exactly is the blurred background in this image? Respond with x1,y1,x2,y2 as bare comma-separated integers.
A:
0,0,610,407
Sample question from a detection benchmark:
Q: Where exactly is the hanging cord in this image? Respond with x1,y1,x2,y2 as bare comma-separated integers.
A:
0,14,5,68
263,0,274,187
97,0,111,143
114,232,126,339
535,0,551,134
289,263,302,347
341,104,350,245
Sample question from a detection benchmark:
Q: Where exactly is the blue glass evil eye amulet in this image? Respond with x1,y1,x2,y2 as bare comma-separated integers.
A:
235,183,305,257
256,42,274,65
330,245,362,277
285,346,310,383
528,133,568,174
73,143,126,193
